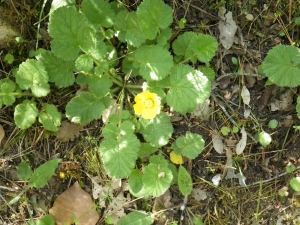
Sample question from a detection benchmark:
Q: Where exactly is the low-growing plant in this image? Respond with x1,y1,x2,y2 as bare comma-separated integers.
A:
1,0,217,199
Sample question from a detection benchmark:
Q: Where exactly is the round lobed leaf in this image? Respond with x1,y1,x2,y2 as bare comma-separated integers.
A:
133,45,173,81
66,92,111,124
172,133,205,159
14,100,38,129
166,65,211,114
99,133,140,179
260,45,300,87
139,113,173,147
142,163,173,197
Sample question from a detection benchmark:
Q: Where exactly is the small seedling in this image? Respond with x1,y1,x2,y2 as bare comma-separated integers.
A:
179,18,187,29
15,36,24,43
286,163,296,173
278,186,288,197
105,215,114,224
221,126,231,136
290,177,300,192
4,54,14,64
257,131,272,147
268,119,279,129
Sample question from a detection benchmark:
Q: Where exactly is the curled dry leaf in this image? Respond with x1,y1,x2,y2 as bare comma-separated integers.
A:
236,127,247,155
0,124,5,145
241,85,250,105
212,132,224,154
56,121,84,142
49,182,100,225
102,99,120,124
218,9,238,49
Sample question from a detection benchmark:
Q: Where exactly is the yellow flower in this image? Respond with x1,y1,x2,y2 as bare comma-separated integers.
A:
133,91,160,119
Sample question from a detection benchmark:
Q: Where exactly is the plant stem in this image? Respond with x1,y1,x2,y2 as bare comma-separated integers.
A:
125,84,142,89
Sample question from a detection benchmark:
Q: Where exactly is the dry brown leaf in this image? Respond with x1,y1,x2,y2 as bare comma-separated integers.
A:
212,131,224,154
0,124,5,145
49,182,99,225
56,121,84,142
102,99,120,124
192,188,207,201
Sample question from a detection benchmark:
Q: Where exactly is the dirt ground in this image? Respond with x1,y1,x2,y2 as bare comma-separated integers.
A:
1,0,300,224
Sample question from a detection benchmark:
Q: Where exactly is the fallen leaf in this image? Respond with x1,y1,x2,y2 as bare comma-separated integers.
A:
283,115,293,127
244,107,251,119
236,127,247,155
0,124,5,145
190,99,212,120
244,63,256,88
106,191,132,223
212,132,224,154
102,99,120,124
56,121,84,142
241,86,250,105
49,182,100,225
153,189,173,210
218,8,238,49
192,188,207,201
212,174,222,186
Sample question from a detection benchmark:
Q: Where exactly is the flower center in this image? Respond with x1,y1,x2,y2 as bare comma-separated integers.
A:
145,99,154,108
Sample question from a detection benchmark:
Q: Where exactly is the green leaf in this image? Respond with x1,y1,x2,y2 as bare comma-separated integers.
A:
48,6,91,60
260,45,300,87
178,165,193,195
199,66,215,83
172,32,218,64
193,217,204,225
16,59,50,97
75,54,94,71
143,163,173,197
172,32,197,61
100,133,140,178
129,169,143,193
88,75,112,97
4,53,14,64
14,100,38,129
50,0,75,13
39,51,75,88
17,161,33,181
157,28,172,47
86,40,107,62
29,159,61,188
290,177,300,192
66,92,111,124
133,45,173,81
138,143,157,158
0,78,16,106
38,104,62,132
37,215,55,225
286,164,296,173
136,0,173,40
117,211,154,225
221,126,231,136
166,65,211,114
168,163,178,185
149,155,169,168
81,0,115,28
172,133,205,159
102,123,119,140
115,11,146,47
139,113,173,147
